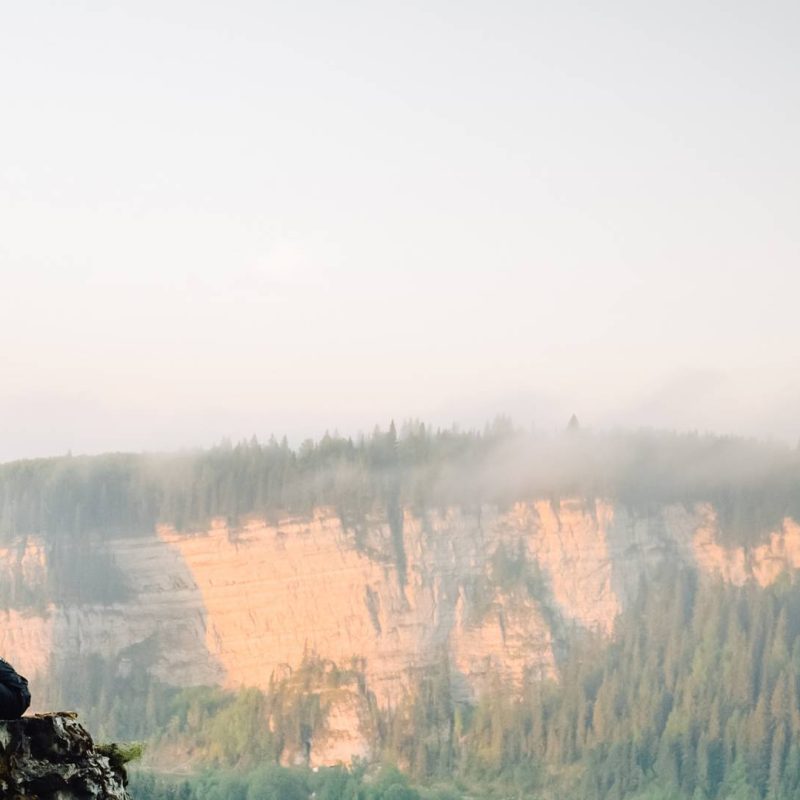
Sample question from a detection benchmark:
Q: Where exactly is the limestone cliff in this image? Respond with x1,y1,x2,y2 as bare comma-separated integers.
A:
1,499,799,766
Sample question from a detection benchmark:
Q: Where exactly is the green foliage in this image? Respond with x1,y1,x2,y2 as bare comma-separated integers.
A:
96,741,145,766
128,763,425,800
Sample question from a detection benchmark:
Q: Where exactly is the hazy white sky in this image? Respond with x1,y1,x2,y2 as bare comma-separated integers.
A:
2,1,799,460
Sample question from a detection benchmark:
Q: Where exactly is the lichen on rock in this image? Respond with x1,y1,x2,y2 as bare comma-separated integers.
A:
0,712,130,799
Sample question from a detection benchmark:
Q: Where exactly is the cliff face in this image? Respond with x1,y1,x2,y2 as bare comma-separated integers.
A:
693,512,800,586
0,713,130,799
2,499,799,766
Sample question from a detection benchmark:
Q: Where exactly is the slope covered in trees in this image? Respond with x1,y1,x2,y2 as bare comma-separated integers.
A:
120,570,800,799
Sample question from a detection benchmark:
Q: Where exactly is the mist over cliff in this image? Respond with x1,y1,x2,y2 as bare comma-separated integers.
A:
3,422,798,544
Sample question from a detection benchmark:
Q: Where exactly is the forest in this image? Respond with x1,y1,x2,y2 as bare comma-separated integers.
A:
2,421,799,547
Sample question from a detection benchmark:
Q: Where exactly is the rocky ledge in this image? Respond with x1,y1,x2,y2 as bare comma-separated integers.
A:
0,713,130,799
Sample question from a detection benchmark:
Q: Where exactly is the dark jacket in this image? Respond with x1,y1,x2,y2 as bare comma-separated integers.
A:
0,657,31,717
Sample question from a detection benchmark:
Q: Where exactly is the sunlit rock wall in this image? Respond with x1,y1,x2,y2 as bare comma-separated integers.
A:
1,499,799,764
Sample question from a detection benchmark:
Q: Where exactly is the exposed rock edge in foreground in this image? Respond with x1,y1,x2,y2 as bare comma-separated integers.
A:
0,712,130,799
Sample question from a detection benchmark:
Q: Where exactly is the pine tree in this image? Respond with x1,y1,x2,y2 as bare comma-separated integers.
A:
768,720,787,799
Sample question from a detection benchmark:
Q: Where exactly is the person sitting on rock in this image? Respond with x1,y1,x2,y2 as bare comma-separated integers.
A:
0,657,31,719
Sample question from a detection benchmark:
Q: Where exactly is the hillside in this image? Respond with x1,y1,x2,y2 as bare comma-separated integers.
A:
2,425,800,799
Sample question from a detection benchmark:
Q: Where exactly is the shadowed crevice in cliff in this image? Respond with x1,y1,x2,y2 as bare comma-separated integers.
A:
603,502,689,616
388,497,407,590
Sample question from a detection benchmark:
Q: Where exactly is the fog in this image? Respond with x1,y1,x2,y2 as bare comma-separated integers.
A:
3,420,798,552
2,1,798,461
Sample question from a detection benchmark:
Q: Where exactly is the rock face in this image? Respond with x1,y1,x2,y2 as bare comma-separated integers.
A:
1,499,799,766
0,712,130,799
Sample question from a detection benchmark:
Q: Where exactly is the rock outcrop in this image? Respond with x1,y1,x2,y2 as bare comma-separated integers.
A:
0,713,130,799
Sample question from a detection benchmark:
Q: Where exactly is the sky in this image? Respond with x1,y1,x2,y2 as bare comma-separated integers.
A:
1,1,799,460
